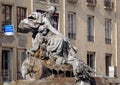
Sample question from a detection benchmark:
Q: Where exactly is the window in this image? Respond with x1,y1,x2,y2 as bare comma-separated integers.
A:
68,12,76,39
17,7,27,33
105,18,111,44
2,4,12,27
17,49,26,79
38,0,47,2
2,49,12,81
105,54,112,76
104,0,111,7
50,0,60,4
67,0,78,3
104,0,113,9
87,15,94,42
52,13,59,30
36,10,59,30
87,0,94,3
87,52,95,69
86,0,96,6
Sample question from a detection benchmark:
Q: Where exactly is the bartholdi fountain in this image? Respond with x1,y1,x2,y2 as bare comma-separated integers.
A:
18,6,100,85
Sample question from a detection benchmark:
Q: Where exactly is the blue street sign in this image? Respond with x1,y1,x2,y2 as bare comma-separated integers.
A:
4,25,14,35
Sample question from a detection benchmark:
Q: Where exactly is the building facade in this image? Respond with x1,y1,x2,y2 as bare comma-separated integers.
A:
0,0,120,83
116,0,120,77
0,0,33,82
63,0,118,77
34,0,119,78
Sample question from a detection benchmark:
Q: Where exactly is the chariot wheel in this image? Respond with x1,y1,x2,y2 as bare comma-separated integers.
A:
21,57,43,80
33,57,43,79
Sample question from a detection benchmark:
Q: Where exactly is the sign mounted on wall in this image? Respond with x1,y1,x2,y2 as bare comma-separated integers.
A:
4,25,14,35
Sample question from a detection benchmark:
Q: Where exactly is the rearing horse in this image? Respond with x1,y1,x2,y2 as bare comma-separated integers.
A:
19,6,94,83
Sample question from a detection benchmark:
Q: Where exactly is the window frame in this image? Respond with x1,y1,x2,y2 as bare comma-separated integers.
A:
105,53,112,76
68,12,76,40
17,6,27,33
86,0,96,6
17,49,26,79
2,48,12,81
104,0,111,7
105,18,112,44
38,0,47,2
2,4,12,27
87,52,95,69
87,15,94,42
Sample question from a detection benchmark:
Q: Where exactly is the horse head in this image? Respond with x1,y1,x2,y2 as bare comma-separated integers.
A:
19,12,43,38
18,6,58,39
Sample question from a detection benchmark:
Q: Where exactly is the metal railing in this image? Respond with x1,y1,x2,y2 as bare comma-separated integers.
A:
88,35,94,42
2,70,11,81
105,38,111,44
68,33,76,40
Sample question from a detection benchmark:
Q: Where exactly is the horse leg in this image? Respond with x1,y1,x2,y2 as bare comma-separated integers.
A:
26,33,44,56
65,58,80,79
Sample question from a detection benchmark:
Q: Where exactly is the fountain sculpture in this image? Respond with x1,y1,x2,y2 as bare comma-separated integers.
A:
19,6,97,85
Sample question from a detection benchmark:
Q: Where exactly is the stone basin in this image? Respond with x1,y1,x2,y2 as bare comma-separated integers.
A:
2,77,120,85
